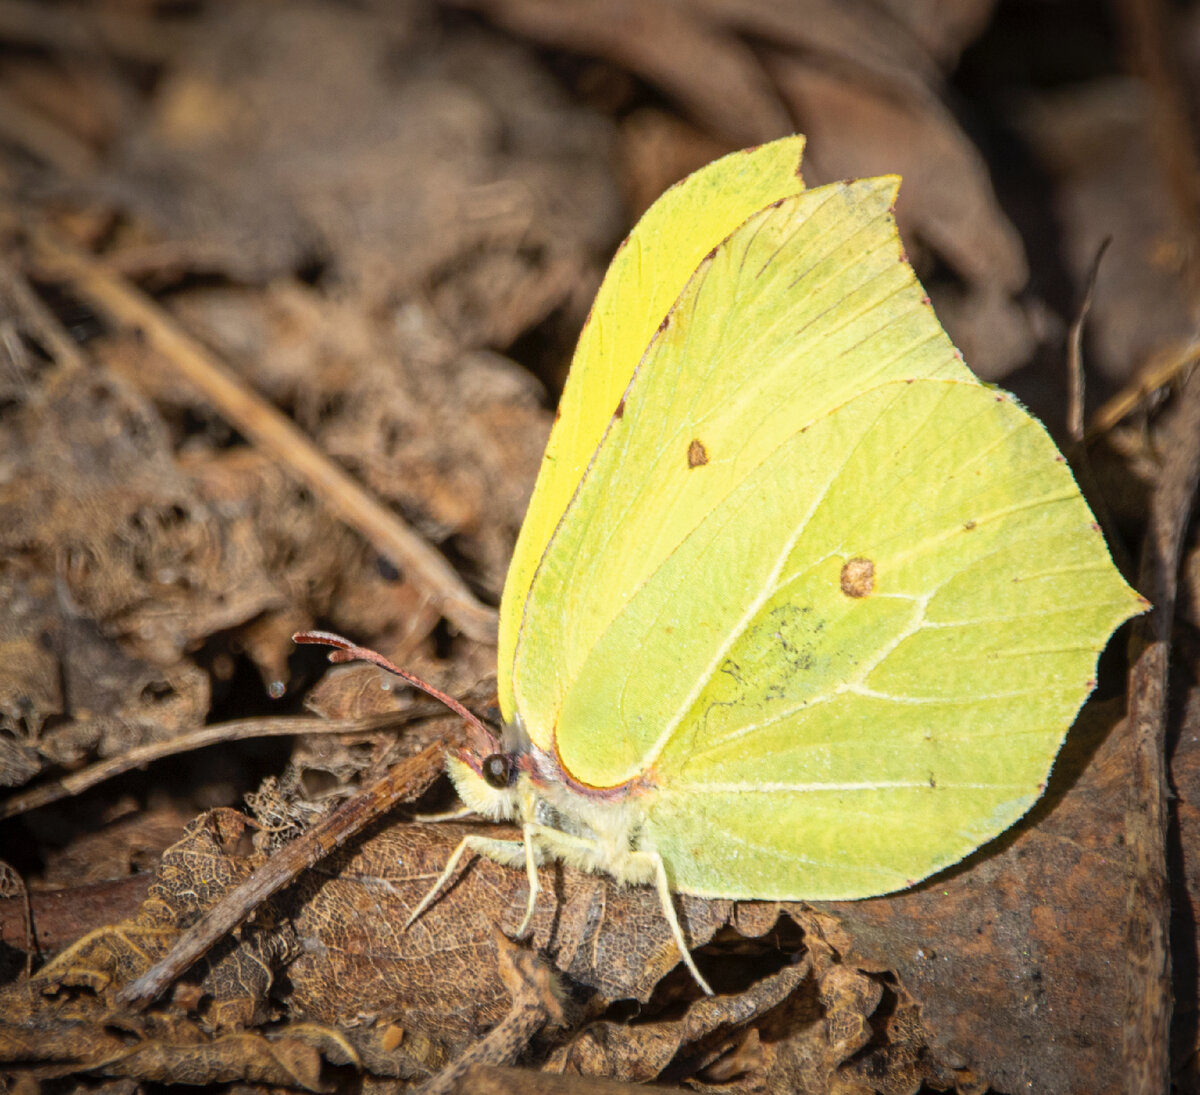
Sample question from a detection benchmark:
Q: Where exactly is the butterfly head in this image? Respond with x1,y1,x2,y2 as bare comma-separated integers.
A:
445,717,532,822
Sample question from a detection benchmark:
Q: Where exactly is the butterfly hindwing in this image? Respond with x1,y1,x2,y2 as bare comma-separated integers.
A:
509,172,1143,899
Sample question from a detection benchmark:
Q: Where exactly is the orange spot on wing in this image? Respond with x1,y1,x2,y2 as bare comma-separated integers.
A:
840,557,875,598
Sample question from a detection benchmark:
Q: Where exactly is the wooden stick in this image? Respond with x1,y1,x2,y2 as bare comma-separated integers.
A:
1122,368,1200,1093
116,738,446,1010
28,224,498,643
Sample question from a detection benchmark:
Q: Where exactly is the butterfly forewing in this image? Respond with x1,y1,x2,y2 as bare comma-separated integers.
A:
512,178,972,768
498,137,809,722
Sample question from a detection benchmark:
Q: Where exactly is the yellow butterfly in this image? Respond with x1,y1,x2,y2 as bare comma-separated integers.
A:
303,135,1144,994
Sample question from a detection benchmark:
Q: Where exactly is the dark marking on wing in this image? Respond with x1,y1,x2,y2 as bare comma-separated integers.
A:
687,439,709,468
715,605,821,707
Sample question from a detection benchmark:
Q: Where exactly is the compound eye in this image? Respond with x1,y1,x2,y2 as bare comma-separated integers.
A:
481,753,512,789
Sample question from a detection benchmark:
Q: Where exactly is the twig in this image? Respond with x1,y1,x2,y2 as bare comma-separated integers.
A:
0,85,97,177
418,929,567,1095
0,253,88,371
1066,237,1110,443
1122,366,1200,1092
1088,337,1200,438
116,737,447,1010
26,223,499,643
0,713,428,821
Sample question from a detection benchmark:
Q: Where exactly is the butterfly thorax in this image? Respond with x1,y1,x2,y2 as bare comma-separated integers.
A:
445,734,657,888
527,765,655,885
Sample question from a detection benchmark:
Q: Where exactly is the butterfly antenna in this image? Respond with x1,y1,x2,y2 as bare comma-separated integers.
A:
293,630,498,751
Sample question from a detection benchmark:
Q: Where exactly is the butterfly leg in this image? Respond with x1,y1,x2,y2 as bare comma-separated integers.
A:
516,823,542,936
413,805,477,823
632,848,714,996
517,824,715,996
404,833,527,928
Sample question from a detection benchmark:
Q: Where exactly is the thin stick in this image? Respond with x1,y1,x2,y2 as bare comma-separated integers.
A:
116,738,447,1011
0,714,418,821
1088,338,1200,438
1065,237,1110,443
27,224,498,643
1122,367,1200,1093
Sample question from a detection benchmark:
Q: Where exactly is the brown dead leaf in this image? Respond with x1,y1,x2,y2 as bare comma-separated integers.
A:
418,930,568,1094
818,964,882,1062
823,696,1137,1094
26,810,279,1025
0,358,283,669
283,820,731,1039
453,0,1032,379
0,790,1070,1091
41,801,195,887
105,3,620,305
1017,79,1197,393
0,810,363,1088
438,1063,657,1094
765,57,1032,379
0,1018,346,1091
166,282,549,632
0,556,211,787
0,874,151,958
548,960,811,1084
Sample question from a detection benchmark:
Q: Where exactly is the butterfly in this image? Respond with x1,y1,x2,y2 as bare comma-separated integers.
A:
302,135,1145,995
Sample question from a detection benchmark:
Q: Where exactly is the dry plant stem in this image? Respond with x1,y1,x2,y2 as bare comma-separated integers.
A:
1089,338,1200,437
0,255,87,370
418,931,567,1095
0,715,412,820
1123,367,1200,1093
116,739,446,1011
27,224,498,644
1066,238,1110,443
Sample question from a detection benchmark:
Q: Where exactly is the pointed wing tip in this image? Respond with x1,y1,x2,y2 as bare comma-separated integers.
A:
854,173,903,209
